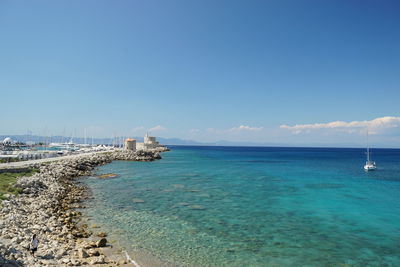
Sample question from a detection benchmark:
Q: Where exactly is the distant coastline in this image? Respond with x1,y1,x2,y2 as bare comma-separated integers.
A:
2,135,400,149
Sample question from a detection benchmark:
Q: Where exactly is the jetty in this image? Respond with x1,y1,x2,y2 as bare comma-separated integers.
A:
0,151,107,171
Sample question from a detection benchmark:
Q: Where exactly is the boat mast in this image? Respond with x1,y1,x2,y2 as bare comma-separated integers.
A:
84,128,87,145
366,130,370,162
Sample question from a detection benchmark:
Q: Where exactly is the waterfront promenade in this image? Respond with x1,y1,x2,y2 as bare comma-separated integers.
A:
0,151,108,170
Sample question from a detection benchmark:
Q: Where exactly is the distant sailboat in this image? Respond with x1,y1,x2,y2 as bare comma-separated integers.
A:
364,131,377,171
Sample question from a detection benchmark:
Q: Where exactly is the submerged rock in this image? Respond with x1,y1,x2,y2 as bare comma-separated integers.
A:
197,193,211,198
305,183,344,189
96,231,108,237
189,205,206,210
97,173,118,179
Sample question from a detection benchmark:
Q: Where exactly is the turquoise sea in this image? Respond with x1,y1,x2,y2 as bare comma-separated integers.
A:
83,146,400,266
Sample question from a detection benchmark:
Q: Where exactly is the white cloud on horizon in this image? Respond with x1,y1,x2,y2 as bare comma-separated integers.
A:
189,129,200,133
280,116,400,135
149,125,167,132
131,126,145,132
207,125,264,134
229,125,264,132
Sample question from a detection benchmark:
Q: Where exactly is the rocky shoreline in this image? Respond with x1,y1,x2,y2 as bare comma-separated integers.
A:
0,150,163,266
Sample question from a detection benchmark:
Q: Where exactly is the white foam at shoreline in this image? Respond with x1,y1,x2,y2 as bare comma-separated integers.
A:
124,250,141,267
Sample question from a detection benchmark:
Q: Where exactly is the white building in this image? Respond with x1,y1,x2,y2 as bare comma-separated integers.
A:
3,137,13,146
135,133,165,151
144,133,160,148
124,138,137,151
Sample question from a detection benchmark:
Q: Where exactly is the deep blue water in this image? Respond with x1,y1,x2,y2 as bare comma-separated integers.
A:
83,146,400,266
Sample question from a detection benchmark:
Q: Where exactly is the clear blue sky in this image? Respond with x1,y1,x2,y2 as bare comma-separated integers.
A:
1,0,399,146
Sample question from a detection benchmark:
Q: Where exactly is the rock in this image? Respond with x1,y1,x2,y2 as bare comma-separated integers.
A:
118,259,127,264
89,255,106,265
96,238,107,247
10,236,22,244
71,258,81,266
97,173,118,179
96,232,107,237
55,249,66,259
19,241,29,250
77,248,89,259
189,205,206,210
87,248,100,256
82,241,97,249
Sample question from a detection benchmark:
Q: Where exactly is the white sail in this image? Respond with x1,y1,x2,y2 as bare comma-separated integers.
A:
364,130,376,171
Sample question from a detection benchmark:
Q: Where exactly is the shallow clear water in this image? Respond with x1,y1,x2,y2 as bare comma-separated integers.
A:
83,146,400,266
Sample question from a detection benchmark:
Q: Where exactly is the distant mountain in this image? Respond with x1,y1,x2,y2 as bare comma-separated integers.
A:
157,137,203,146
210,140,290,147
1,135,397,148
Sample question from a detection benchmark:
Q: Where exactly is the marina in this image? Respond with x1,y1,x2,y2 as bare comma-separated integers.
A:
0,134,168,167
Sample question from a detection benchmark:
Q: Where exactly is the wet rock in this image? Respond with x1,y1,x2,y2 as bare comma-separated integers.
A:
96,232,107,237
82,241,97,249
118,259,127,264
96,238,107,247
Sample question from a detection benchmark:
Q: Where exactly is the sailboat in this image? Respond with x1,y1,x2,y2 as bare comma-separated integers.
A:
364,131,377,171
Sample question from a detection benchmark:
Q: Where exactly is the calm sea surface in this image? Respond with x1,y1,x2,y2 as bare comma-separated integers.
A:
83,146,400,266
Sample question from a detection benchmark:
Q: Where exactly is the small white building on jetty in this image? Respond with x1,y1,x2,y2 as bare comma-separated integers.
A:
124,138,136,151
130,134,167,152
144,133,160,149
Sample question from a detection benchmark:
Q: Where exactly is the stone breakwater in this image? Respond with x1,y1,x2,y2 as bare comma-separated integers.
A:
0,150,162,266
